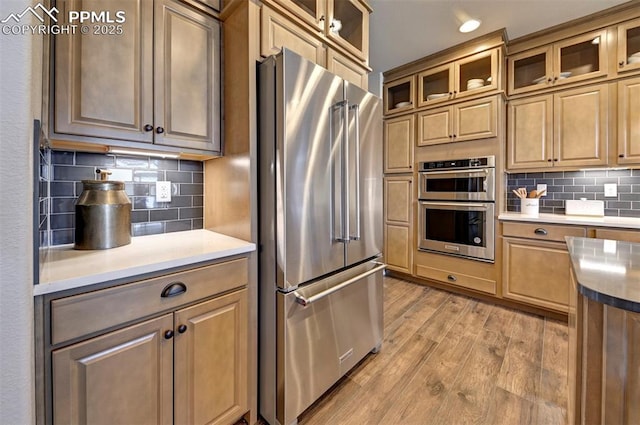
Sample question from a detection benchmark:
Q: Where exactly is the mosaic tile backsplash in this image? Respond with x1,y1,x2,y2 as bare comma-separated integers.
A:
506,169,640,217
47,150,204,246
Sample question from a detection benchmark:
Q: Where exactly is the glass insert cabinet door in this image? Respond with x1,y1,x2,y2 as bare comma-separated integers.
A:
508,29,608,95
618,17,640,74
273,0,326,31
326,0,370,61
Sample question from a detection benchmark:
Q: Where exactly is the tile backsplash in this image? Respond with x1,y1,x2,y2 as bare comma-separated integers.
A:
46,150,204,246
506,169,640,217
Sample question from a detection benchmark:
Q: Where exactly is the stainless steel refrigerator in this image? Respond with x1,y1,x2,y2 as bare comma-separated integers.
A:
258,49,384,425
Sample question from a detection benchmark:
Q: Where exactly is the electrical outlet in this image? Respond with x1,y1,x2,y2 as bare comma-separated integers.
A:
156,181,172,202
536,183,547,196
604,183,617,197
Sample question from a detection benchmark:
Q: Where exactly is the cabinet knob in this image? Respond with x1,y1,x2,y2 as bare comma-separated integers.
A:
164,330,174,339
447,274,457,282
452,134,457,138
547,77,552,83
178,324,188,334
619,61,625,67
547,159,552,162
553,158,558,162
144,124,153,132
619,154,624,158
156,126,165,134
449,92,453,96
319,15,325,22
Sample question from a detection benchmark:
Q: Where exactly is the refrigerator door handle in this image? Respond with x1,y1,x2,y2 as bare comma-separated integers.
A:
349,103,361,241
330,100,348,243
341,99,350,244
293,262,386,306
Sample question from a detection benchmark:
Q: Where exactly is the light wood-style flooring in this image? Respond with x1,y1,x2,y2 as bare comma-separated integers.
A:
296,275,569,425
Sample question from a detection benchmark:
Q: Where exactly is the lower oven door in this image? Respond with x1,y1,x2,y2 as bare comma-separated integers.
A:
418,201,495,261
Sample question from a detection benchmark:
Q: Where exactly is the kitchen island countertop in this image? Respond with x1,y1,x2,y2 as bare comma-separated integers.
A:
36,229,255,296
566,236,640,313
499,212,640,229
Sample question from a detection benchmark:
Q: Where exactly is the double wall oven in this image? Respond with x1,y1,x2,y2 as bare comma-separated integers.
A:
417,156,495,262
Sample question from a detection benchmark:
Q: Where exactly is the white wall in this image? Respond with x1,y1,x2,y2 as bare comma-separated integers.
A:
0,0,37,422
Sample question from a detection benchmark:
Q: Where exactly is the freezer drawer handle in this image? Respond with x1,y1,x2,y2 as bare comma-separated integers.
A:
294,262,386,307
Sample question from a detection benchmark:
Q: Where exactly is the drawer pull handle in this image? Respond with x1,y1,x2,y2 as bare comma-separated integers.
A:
161,282,187,298
178,324,188,334
534,228,548,236
164,330,174,339
447,274,457,282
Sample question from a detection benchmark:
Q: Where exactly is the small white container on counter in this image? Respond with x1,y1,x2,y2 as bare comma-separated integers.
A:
521,198,539,216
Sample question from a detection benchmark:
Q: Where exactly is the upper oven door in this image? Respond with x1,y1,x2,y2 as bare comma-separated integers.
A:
418,168,495,201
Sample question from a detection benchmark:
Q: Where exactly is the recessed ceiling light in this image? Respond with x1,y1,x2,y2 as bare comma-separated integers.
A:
459,19,481,33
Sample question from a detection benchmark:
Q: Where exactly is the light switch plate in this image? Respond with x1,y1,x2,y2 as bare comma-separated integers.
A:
156,181,172,202
604,183,617,197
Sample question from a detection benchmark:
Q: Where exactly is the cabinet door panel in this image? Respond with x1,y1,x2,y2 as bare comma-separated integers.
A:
384,114,414,172
554,85,608,167
384,177,412,223
261,6,325,65
154,0,220,152
502,238,569,312
417,107,451,146
174,289,248,425
52,314,174,425
385,224,411,273
327,49,368,90
454,96,497,142
54,0,153,142
507,95,553,169
618,77,640,165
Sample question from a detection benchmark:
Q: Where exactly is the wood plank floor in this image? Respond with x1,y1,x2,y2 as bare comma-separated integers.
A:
293,275,569,425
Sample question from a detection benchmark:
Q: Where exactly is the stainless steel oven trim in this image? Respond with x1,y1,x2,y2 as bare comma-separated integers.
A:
418,201,495,262
418,168,495,202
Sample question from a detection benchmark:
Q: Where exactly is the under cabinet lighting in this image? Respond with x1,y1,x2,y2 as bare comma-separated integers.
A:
459,19,481,33
109,147,180,159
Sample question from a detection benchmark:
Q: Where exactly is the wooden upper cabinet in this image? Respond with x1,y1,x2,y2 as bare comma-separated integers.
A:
508,29,608,95
154,0,221,152
384,114,414,173
174,289,248,425
418,48,499,107
554,84,608,167
616,17,640,75
261,6,326,65
326,49,369,89
54,0,221,154
384,75,415,115
326,0,370,62
508,84,608,170
54,0,154,143
418,95,498,146
617,76,640,165
270,0,326,32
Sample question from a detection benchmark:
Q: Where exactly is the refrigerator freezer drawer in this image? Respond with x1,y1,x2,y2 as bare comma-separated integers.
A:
277,261,384,425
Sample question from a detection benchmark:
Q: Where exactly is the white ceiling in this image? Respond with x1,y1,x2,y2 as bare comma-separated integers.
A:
369,0,632,75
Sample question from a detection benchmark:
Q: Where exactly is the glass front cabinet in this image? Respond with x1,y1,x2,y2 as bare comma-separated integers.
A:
508,29,608,95
617,17,640,74
417,48,499,108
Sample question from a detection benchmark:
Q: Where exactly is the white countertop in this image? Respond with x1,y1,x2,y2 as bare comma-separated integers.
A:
499,212,640,229
566,237,640,312
36,229,256,296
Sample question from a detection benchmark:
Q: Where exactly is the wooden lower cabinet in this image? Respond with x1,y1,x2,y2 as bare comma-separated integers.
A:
594,227,640,243
384,176,412,273
52,288,248,425
53,314,174,425
502,237,570,312
174,289,248,425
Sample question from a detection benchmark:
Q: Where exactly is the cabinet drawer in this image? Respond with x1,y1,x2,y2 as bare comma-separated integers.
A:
51,258,248,345
416,264,496,295
594,228,640,243
502,221,586,242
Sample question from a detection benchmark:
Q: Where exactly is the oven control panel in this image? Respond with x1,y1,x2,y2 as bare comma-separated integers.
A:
419,156,495,171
